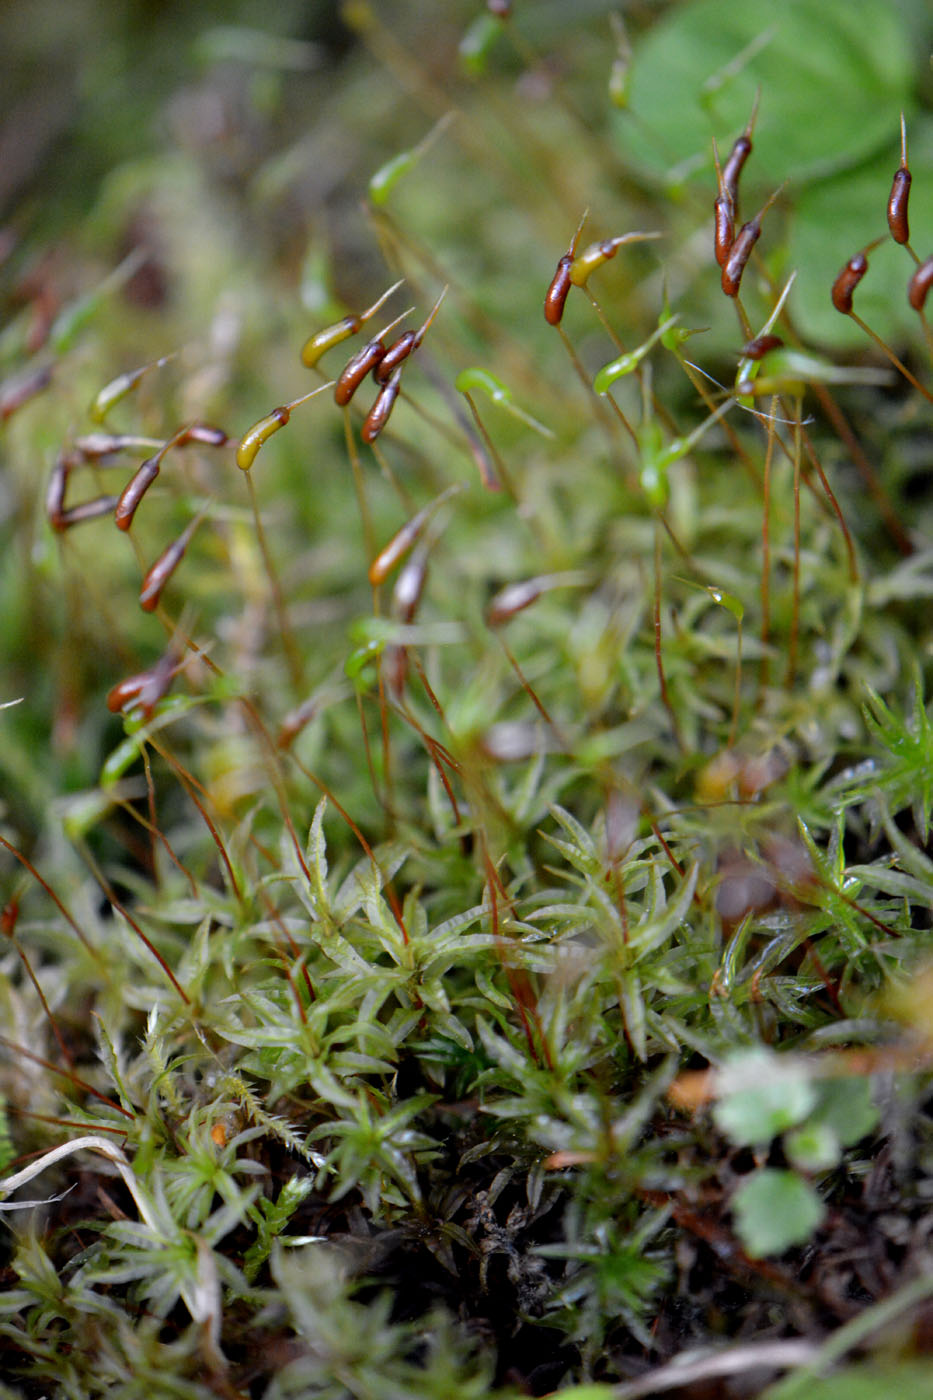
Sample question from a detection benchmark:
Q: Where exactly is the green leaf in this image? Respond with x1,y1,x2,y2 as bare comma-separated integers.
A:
622,0,912,186
784,1121,840,1172
809,1076,879,1149
713,1050,817,1146
732,1168,825,1257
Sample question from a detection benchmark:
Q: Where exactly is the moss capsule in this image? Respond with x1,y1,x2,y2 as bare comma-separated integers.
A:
56,496,120,529
89,353,173,424
721,91,759,209
373,330,416,384
235,383,333,471
177,423,228,448
368,485,457,586
722,135,752,205
721,186,781,299
336,339,387,405
368,114,453,205
393,547,429,623
106,646,180,718
486,578,547,626
887,113,912,246
831,252,869,315
888,170,912,246
74,432,160,460
544,212,587,325
714,193,735,268
908,255,933,312
300,315,360,370
139,514,203,612
374,287,445,381
235,406,290,471
115,455,161,530
361,366,403,443
741,333,783,359
569,231,661,288
721,219,761,298
299,279,403,368
46,454,68,530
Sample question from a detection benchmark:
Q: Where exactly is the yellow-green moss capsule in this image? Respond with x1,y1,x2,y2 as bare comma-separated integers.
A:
299,279,404,368
89,354,174,424
235,406,290,471
368,114,453,206
569,231,661,288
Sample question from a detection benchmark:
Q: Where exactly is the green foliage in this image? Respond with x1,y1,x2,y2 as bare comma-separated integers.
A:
713,1049,880,1254
713,1050,818,1146
731,1167,825,1258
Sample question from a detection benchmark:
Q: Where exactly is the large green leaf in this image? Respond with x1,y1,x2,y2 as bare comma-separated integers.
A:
621,0,913,187
732,1168,825,1257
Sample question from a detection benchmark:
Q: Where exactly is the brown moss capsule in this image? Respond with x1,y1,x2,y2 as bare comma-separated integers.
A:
139,514,202,612
374,287,446,381
544,212,587,325
887,113,912,246
721,186,781,298
740,333,783,359
361,365,403,443
393,547,429,623
47,450,121,531
486,577,548,626
544,254,574,326
57,496,120,529
0,364,53,421
714,193,735,268
106,672,150,712
368,486,457,587
335,339,387,405
369,507,427,586
721,91,759,209
177,423,229,448
908,255,933,312
831,252,869,315
721,219,761,298
115,455,160,531
106,645,180,718
888,170,912,245
722,135,752,205
46,454,68,530
74,432,158,460
710,137,735,268
373,330,416,384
